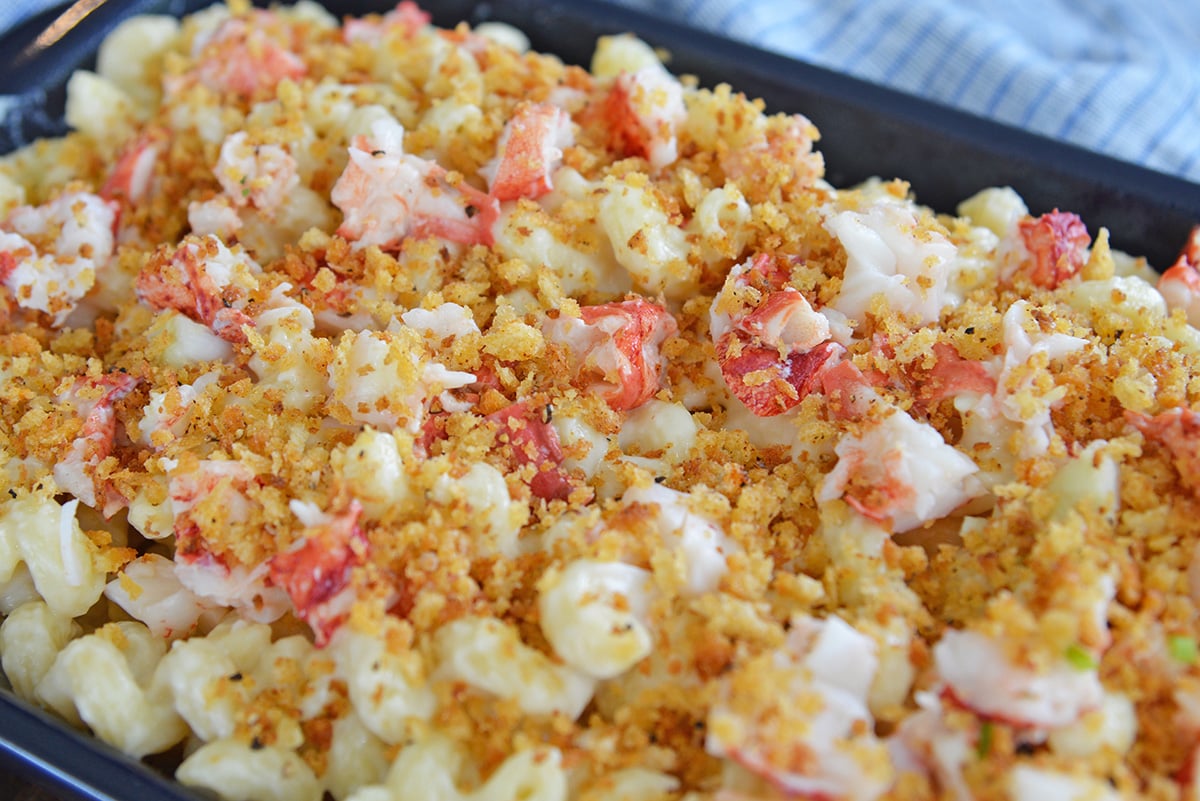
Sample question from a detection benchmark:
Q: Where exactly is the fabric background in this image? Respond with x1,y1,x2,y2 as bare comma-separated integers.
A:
3,0,1199,183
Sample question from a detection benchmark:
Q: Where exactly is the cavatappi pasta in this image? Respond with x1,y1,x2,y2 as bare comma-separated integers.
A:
2,2,1200,800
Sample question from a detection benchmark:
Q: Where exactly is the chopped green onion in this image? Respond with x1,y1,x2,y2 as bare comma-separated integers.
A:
976,720,994,758
1065,643,1097,671
1169,635,1198,665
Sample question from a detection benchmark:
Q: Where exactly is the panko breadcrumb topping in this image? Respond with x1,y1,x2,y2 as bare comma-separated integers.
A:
1,2,1200,801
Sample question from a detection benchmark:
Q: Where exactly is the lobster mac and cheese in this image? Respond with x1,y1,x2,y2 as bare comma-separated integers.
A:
1,2,1200,800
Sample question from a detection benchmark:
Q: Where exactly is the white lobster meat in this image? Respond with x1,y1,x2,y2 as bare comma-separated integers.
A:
1,191,117,325
934,629,1103,730
707,615,891,801
818,407,984,533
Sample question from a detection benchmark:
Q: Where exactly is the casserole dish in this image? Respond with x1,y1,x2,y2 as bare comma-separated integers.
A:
2,2,1199,800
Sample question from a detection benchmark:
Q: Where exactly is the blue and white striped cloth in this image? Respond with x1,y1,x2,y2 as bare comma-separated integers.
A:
4,0,1199,183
